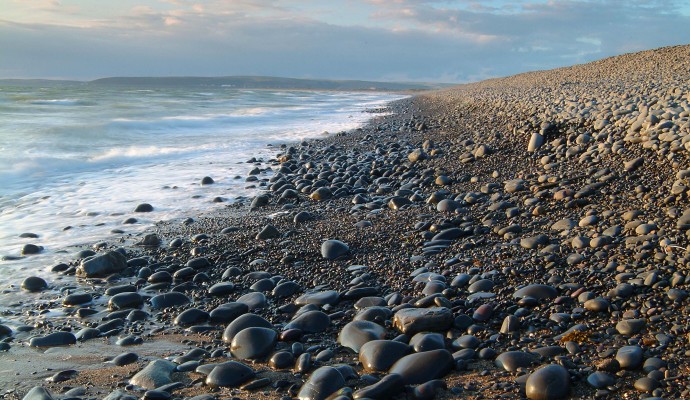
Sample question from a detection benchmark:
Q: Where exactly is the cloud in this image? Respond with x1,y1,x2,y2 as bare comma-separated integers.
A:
0,0,688,82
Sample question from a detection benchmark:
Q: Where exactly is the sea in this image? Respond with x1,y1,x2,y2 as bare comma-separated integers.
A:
0,84,405,291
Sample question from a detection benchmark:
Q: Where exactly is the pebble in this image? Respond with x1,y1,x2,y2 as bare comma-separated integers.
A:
358,340,411,372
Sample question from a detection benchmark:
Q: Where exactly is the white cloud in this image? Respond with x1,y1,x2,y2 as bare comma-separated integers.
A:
0,0,688,81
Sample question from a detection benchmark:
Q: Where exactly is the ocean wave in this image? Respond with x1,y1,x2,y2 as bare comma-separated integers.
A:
28,99,92,106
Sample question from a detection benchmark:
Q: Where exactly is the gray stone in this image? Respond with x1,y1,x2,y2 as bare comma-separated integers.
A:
616,345,644,369
222,313,272,343
495,351,538,372
256,224,280,240
528,131,544,152
230,327,277,359
297,366,345,400
392,307,453,334
388,349,454,385
525,364,571,400
205,361,255,388
338,320,385,353
129,359,176,390
359,340,410,372
295,290,340,306
29,332,76,347
21,276,48,292
615,318,646,335
321,240,349,259
284,310,330,333
21,386,54,400
150,292,190,309
77,251,127,277
513,284,558,300
587,372,615,388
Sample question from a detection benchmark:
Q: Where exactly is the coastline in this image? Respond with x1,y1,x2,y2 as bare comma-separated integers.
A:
2,44,690,399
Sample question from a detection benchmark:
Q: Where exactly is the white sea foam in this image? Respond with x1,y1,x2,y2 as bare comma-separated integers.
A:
0,85,406,297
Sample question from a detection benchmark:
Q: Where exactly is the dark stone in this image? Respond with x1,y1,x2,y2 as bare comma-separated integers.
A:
205,361,255,388
388,349,454,385
77,251,128,278
21,276,48,292
150,292,190,309
297,366,345,400
230,327,277,359
134,203,154,212
525,364,571,400
359,340,410,372
29,331,77,347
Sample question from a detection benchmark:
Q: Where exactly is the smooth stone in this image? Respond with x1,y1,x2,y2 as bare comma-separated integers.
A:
359,340,410,372
174,308,210,326
584,298,609,312
272,281,301,298
205,361,255,388
525,364,571,400
22,386,54,400
236,292,268,310
388,349,454,385
134,203,153,212
230,327,277,359
63,292,93,306
21,244,43,255
321,240,349,260
513,284,558,300
129,359,176,390
111,352,138,366
208,282,235,296
520,234,549,249
616,345,644,369
392,307,453,334
338,320,385,353
21,276,48,292
353,306,392,324
468,279,494,293
209,302,249,324
297,366,346,400
256,224,280,240
75,327,101,341
186,257,211,269
29,332,77,347
295,290,340,306
222,313,272,343
269,351,295,369
409,332,445,352
77,251,127,277
495,351,538,372
587,372,616,388
615,318,646,335
634,377,659,392
353,373,404,399
284,310,330,333
108,292,143,310
150,292,190,309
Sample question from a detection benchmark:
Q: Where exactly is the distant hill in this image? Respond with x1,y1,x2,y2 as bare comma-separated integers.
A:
0,79,82,87
87,76,448,91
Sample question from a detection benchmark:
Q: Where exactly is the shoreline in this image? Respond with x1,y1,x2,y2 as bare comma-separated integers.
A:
2,44,690,399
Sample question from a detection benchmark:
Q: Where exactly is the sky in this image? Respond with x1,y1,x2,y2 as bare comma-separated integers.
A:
0,0,689,83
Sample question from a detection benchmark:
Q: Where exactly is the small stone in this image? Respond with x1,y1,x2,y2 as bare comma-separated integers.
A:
392,307,453,334
359,340,410,372
134,203,154,212
230,327,277,360
495,351,538,372
29,332,77,347
297,366,345,400
616,345,644,369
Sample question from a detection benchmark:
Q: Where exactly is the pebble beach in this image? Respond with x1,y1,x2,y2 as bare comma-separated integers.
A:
3,44,690,400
